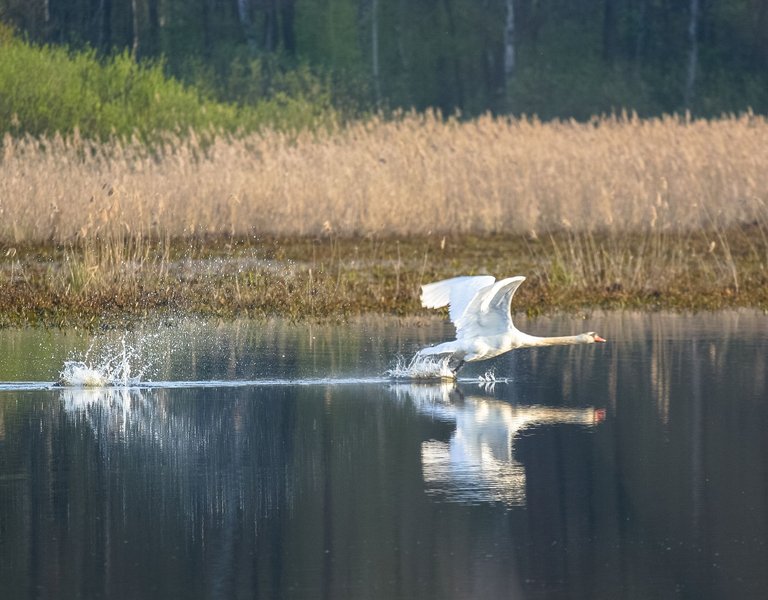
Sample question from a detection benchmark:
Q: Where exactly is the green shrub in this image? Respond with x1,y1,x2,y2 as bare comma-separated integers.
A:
0,24,337,141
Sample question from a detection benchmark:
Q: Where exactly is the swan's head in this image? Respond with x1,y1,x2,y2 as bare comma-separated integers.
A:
584,332,607,343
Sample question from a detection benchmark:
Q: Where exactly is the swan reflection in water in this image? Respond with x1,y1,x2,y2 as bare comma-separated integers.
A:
392,382,606,507
59,382,605,512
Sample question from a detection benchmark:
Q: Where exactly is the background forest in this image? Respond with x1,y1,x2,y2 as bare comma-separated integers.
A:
0,0,766,123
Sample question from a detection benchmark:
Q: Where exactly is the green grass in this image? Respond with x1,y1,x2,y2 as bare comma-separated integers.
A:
0,23,337,142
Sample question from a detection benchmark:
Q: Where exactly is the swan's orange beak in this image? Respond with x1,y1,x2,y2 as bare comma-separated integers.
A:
595,335,607,343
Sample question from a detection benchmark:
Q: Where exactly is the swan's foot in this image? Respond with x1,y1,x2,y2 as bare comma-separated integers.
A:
447,356,465,376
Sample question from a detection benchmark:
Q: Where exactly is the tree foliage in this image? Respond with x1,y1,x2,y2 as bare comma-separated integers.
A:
1,0,766,121
0,21,337,140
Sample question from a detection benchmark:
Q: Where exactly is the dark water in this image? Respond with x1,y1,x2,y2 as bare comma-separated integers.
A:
0,312,766,599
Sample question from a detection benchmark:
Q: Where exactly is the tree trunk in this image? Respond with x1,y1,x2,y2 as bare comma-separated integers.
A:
96,0,113,50
396,0,409,69
684,0,700,109
633,0,648,70
264,0,279,52
503,0,515,82
371,0,381,105
131,0,140,56
281,0,297,55
237,0,258,53
756,0,768,69
441,0,464,111
202,0,213,58
500,0,515,110
602,0,616,64
147,0,160,57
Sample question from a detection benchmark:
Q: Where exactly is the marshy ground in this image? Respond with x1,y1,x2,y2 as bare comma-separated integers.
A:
1,228,765,329
1,113,767,328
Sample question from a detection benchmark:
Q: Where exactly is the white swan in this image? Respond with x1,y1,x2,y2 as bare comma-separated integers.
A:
417,275,605,374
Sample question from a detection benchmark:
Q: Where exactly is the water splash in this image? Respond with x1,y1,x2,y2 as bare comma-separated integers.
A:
386,354,457,380
478,369,495,383
57,335,147,387
476,368,510,389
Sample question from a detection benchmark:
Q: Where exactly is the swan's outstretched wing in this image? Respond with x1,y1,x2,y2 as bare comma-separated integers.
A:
421,276,496,326
455,276,526,339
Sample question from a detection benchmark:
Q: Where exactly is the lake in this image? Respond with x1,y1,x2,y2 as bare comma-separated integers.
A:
0,311,766,599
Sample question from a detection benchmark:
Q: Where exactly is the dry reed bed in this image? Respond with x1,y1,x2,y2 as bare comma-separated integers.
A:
2,112,767,243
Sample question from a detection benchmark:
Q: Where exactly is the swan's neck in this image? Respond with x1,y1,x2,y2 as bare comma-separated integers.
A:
515,333,588,348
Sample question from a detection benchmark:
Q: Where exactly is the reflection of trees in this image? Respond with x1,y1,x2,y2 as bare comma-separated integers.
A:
393,383,604,507
512,311,768,598
2,311,768,599
512,310,768,423
59,385,298,531
0,385,304,599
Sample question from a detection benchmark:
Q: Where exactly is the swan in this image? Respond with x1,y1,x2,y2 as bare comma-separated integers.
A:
417,275,605,374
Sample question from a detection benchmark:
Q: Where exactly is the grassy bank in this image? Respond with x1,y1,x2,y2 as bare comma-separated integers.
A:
1,230,765,329
2,112,767,327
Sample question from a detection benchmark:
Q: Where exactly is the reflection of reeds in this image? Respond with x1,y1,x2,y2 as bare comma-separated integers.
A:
512,309,768,423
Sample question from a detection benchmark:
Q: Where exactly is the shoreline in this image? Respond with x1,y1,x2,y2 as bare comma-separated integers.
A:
1,231,765,329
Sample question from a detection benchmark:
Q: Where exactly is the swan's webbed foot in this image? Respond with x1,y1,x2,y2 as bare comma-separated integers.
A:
447,356,465,376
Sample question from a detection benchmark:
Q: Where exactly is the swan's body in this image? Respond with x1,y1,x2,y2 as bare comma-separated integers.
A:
418,275,605,373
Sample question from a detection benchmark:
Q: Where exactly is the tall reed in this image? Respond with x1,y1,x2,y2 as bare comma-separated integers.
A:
2,112,766,319
2,112,767,243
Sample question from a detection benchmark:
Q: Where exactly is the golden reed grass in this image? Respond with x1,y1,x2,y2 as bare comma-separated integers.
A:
2,112,767,243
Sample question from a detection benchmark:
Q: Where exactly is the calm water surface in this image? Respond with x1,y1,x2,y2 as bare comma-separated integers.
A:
0,312,766,599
